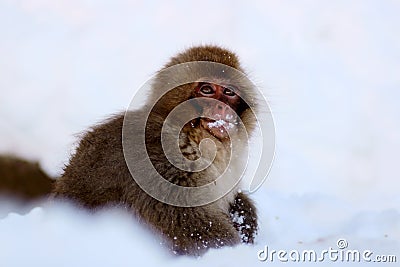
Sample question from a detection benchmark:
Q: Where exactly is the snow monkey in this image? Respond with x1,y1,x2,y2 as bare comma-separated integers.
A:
53,45,259,256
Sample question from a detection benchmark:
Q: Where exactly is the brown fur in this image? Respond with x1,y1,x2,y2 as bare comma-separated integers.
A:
0,155,54,202
52,45,258,256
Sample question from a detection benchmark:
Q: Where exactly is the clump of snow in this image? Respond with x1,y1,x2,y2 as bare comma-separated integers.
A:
230,210,251,243
225,114,234,120
231,211,245,225
207,120,235,131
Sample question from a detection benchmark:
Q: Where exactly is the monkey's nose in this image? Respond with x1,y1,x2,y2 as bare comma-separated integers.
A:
214,104,232,119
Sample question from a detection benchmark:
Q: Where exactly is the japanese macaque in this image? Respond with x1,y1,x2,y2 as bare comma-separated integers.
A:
52,45,259,256
0,155,54,202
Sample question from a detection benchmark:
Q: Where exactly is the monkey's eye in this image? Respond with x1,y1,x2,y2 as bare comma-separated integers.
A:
199,84,215,95
223,88,236,96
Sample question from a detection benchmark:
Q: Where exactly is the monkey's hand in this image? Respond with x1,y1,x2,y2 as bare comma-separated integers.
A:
229,192,258,244
154,204,241,256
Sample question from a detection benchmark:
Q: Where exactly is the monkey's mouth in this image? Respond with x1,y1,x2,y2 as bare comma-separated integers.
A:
201,118,235,140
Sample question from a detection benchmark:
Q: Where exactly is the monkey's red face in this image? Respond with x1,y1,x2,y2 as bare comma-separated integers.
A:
194,83,242,140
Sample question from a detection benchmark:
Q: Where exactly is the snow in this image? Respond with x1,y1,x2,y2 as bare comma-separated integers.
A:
0,1,399,266
230,209,249,243
0,191,398,266
207,119,235,130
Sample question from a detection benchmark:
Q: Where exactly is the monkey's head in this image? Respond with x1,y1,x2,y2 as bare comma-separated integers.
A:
123,46,267,205
148,45,257,141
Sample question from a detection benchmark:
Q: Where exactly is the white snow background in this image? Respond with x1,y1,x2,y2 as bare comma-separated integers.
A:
0,1,399,266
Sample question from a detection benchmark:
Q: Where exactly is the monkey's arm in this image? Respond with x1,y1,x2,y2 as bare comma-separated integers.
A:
123,186,241,256
229,192,258,244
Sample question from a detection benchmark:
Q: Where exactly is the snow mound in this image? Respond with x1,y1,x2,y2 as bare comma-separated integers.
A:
0,189,398,267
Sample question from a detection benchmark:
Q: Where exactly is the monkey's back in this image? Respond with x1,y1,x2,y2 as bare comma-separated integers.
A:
53,114,131,208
